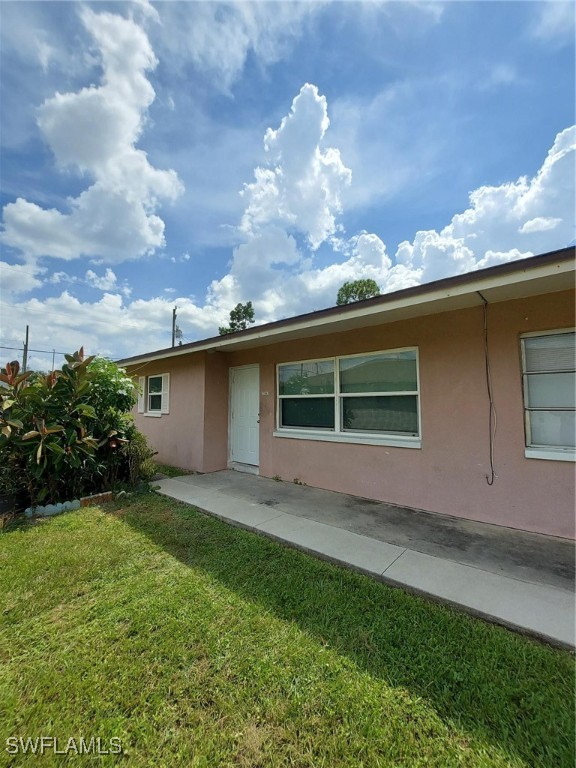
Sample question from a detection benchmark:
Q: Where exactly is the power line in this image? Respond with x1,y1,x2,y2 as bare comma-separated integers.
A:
0,345,68,355
0,264,45,279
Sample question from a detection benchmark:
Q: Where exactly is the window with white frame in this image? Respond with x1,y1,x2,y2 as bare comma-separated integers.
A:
276,348,420,444
521,330,575,458
138,374,170,416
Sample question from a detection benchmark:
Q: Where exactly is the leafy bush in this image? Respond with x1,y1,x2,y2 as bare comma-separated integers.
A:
121,428,157,486
0,349,152,507
86,356,137,417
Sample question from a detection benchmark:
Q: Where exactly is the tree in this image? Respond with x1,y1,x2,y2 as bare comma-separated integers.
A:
336,279,380,306
219,301,255,335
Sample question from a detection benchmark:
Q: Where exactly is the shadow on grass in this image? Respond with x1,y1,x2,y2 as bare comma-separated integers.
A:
1,514,48,534
119,494,575,768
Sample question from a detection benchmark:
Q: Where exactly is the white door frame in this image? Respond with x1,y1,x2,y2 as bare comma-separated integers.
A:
228,364,260,473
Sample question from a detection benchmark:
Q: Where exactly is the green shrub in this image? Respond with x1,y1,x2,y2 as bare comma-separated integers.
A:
0,350,148,506
121,428,157,486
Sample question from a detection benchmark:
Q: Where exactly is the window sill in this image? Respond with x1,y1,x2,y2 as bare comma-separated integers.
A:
525,447,575,462
143,411,163,418
273,430,421,449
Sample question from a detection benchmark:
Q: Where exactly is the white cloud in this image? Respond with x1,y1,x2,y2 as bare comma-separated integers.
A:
0,261,45,294
215,120,574,321
132,0,160,25
473,249,534,272
240,83,352,249
284,233,420,317
530,2,575,46
519,216,562,234
482,64,519,90
0,8,183,263
1,73,573,364
203,84,355,319
85,268,117,291
36,39,57,72
150,1,444,95
0,291,206,364
49,271,77,286
397,126,575,282
329,82,446,211
155,3,320,92
202,88,429,319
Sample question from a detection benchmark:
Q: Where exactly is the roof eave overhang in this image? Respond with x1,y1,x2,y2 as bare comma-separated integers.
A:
120,254,575,368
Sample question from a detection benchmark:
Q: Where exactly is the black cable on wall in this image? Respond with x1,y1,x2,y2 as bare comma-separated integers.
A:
477,291,496,486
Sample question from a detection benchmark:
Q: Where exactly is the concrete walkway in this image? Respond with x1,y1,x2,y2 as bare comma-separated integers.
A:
153,470,575,650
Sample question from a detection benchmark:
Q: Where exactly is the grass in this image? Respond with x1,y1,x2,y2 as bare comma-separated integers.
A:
0,493,574,767
153,462,192,478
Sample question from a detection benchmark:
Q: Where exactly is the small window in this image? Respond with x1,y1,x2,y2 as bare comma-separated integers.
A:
148,375,163,412
138,373,170,416
521,331,575,458
278,359,335,430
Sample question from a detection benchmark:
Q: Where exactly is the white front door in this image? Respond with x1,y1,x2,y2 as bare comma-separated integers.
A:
230,365,260,467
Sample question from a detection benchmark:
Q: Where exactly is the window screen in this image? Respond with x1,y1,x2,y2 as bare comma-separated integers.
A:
522,332,576,450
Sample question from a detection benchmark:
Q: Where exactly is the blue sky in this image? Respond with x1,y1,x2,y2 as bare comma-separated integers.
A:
0,0,574,369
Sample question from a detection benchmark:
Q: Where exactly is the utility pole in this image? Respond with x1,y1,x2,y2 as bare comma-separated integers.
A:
171,306,177,347
22,325,29,372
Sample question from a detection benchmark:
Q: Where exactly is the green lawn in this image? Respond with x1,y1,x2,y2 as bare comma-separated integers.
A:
153,462,193,478
0,493,573,767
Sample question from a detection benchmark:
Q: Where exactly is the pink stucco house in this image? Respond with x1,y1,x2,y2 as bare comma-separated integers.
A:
120,247,575,540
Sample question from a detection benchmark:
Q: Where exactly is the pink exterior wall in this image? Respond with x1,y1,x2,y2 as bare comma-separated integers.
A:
202,352,230,472
131,351,231,473
227,289,575,539
131,354,207,471
128,288,575,539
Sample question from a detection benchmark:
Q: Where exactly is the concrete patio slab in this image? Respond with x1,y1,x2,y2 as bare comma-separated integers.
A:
152,470,576,649
200,499,286,528
155,479,287,528
153,478,218,506
157,471,575,591
256,514,406,574
383,550,575,647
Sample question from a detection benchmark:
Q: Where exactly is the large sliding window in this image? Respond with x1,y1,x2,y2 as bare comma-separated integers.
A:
277,348,420,447
521,330,575,461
